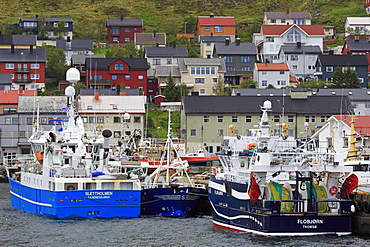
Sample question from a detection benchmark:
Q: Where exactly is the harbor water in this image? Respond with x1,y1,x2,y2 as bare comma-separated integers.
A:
0,183,369,247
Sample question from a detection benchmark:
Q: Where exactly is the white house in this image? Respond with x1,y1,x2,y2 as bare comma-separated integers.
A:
253,63,290,88
263,10,312,25
345,17,370,37
253,24,324,62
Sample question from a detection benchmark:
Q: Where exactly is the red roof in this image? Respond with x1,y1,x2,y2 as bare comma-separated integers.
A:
255,63,290,71
261,25,324,36
290,75,298,82
198,16,236,26
333,115,370,137
0,90,37,104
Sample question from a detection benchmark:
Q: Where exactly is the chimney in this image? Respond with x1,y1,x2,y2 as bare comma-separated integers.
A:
11,45,14,53
30,45,33,53
94,91,100,101
297,42,301,48
236,38,241,46
67,36,71,42
225,37,230,46
286,9,290,15
130,54,133,58
172,42,176,48
153,30,156,38
210,33,213,37
121,16,124,20
210,13,214,17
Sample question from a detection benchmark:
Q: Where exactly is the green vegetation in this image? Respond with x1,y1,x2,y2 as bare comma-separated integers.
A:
146,109,180,138
0,0,365,42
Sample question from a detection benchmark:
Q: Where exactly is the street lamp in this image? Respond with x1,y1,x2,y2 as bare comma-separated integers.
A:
184,22,187,35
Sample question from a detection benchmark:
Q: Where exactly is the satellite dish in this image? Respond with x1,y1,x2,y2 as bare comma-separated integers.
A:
66,68,80,83
123,113,130,119
65,86,75,97
263,100,272,109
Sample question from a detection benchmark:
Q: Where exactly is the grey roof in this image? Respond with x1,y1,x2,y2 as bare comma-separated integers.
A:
312,88,370,101
85,57,149,70
20,17,73,23
0,48,46,62
135,33,166,45
265,12,312,20
18,96,67,113
145,46,188,58
56,39,93,51
201,35,230,43
71,54,105,65
80,88,139,96
106,18,143,27
0,35,36,46
183,95,353,115
214,42,257,55
318,53,368,66
345,39,370,51
178,58,226,72
0,74,12,85
279,45,322,54
155,66,181,77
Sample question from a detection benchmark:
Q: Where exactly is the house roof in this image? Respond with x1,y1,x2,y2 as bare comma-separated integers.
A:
134,33,166,45
106,18,143,27
333,115,370,137
214,42,257,55
290,75,298,82
145,46,188,58
261,24,325,36
80,88,139,96
0,74,12,85
78,95,146,113
85,57,149,70
56,39,93,51
346,17,370,25
344,39,370,51
255,63,290,71
0,35,36,46
71,54,105,65
178,58,226,72
155,66,181,77
197,16,236,26
201,35,230,43
279,45,322,54
18,96,66,113
183,95,353,115
0,48,46,62
265,12,312,20
0,90,36,104
20,17,73,23
317,53,368,66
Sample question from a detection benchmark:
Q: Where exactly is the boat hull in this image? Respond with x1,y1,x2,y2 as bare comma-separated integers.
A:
209,176,352,236
8,177,141,219
141,187,206,216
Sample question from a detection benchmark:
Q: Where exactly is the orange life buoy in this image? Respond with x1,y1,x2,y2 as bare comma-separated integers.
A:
329,186,338,195
247,143,257,150
213,168,218,176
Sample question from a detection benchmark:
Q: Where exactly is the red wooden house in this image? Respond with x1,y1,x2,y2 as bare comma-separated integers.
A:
106,17,143,43
85,57,150,95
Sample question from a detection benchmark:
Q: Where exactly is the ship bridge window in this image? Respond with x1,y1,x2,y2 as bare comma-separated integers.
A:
85,183,97,190
65,183,78,190
120,182,133,190
240,160,245,168
102,182,114,190
49,181,55,191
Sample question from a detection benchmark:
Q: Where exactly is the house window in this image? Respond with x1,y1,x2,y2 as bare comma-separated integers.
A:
138,86,144,91
308,65,315,70
204,116,210,123
204,26,210,31
206,51,211,56
311,116,315,122
305,116,310,122
241,56,250,63
281,19,286,23
5,118,11,124
19,131,25,138
291,55,298,61
113,117,121,123
226,66,234,71
31,74,39,79
111,28,119,34
89,117,96,123
287,30,301,42
87,105,93,110
134,117,141,123
277,80,286,86
153,59,161,65
199,89,206,94
307,55,316,62
288,116,294,123
97,117,104,123
166,59,172,64
138,75,144,80
113,37,118,42
262,71,267,75
124,38,130,42
112,75,117,80
232,116,238,123
292,65,298,70
212,77,218,83
246,116,252,122
262,80,267,86
190,129,196,136
270,19,276,23
125,75,131,80
31,64,40,69
218,116,224,123
114,64,124,70
41,117,47,125
218,129,224,136
326,67,333,72
194,78,205,84
27,117,33,125
206,43,211,46
224,56,233,63
125,28,130,32
81,117,88,123
214,26,223,32
53,23,58,27
6,64,14,69
280,71,285,74
273,116,280,123
266,37,274,42
241,66,251,71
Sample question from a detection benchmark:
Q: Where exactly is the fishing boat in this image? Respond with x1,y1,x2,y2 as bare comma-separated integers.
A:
141,110,207,216
180,148,219,165
5,68,141,219
208,100,355,236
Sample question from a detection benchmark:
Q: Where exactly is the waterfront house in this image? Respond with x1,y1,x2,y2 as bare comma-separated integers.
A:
197,14,236,42
342,39,370,76
134,32,166,48
253,63,290,88
106,17,143,43
345,17,370,37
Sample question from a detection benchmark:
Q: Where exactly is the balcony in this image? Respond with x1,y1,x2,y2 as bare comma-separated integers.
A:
313,71,323,76
14,79,31,83
15,68,30,73
90,80,113,86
